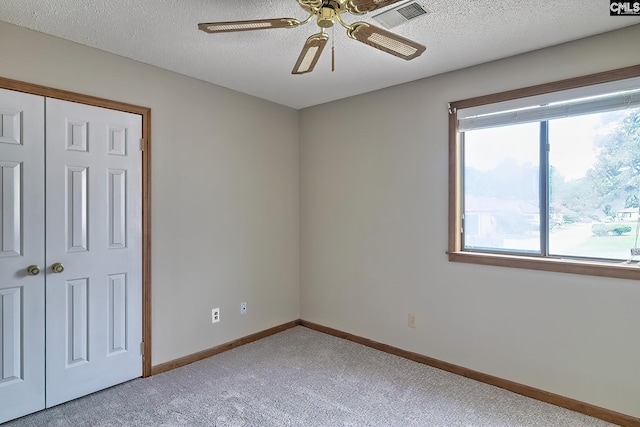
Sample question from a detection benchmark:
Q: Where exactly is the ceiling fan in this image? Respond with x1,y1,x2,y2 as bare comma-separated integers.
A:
198,0,426,75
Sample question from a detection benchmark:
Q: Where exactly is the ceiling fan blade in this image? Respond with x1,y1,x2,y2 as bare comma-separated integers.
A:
347,22,425,60
292,33,329,75
198,18,299,33
346,0,404,14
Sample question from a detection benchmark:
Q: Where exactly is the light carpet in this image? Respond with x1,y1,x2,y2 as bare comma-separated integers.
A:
4,326,616,426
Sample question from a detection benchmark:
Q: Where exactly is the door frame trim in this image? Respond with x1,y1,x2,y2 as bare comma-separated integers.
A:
0,77,153,377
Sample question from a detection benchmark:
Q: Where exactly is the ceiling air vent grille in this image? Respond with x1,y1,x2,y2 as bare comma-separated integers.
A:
372,1,431,29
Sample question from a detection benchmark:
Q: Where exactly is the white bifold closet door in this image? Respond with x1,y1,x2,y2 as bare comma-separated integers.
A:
0,89,46,424
44,98,143,407
0,90,142,423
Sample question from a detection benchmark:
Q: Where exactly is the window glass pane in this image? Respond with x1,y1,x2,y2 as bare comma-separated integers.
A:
463,123,540,253
549,108,640,260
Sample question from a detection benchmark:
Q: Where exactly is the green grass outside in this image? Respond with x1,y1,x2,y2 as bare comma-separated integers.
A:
552,222,640,259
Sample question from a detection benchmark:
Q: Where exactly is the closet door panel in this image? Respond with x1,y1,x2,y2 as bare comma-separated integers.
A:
45,98,142,408
0,89,45,424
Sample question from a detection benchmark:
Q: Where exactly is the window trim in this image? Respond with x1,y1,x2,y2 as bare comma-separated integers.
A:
448,64,640,280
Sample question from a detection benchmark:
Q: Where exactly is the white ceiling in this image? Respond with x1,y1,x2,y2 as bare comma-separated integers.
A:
1,1,639,109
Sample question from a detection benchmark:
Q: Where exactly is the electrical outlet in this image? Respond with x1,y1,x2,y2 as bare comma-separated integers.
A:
212,308,220,323
240,302,247,315
408,313,416,328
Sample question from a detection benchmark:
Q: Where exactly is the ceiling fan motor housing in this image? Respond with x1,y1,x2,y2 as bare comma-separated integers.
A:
317,7,336,27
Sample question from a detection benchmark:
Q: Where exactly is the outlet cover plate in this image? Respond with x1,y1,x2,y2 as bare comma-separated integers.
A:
408,313,416,328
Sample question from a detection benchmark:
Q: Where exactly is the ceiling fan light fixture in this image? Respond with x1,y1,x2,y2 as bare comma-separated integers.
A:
292,33,329,74
348,22,425,60
198,18,299,34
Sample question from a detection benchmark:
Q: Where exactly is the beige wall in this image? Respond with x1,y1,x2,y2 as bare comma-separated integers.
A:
0,21,300,365
300,25,640,418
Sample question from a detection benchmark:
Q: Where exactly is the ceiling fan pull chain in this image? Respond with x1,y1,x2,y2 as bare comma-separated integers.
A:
331,25,335,72
332,46,335,72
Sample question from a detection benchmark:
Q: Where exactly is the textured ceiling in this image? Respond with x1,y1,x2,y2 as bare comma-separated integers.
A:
1,0,639,109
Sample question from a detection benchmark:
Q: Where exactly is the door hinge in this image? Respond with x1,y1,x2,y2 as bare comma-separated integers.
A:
140,342,144,356
139,138,145,151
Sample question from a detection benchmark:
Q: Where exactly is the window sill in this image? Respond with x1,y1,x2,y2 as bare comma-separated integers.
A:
448,251,640,281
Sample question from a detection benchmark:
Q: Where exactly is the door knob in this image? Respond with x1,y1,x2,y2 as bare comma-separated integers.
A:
26,265,41,276
51,263,65,273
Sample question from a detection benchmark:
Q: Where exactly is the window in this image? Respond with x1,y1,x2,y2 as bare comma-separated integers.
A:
448,65,640,279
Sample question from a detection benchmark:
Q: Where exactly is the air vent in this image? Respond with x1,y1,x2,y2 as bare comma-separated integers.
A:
372,1,431,29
